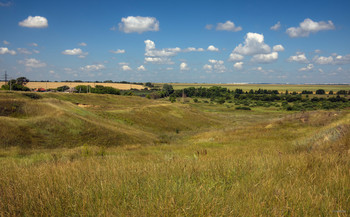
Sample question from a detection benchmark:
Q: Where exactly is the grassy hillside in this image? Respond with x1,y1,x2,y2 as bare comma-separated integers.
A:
0,92,218,148
0,91,349,216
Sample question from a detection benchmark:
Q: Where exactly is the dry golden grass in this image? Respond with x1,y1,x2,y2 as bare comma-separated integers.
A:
21,81,145,90
0,92,349,216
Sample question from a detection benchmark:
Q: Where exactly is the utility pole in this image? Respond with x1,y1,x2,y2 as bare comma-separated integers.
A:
182,89,185,103
4,71,7,83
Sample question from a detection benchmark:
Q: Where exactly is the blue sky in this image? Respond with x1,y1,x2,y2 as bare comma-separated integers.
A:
0,0,350,83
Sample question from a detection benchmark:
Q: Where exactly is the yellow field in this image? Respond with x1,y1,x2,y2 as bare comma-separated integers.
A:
1,81,145,90
166,83,350,93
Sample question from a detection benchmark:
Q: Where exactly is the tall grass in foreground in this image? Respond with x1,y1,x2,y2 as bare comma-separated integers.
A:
0,111,349,216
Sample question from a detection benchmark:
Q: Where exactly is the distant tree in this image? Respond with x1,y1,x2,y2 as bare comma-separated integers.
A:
301,90,313,94
75,85,89,93
316,89,325,95
104,80,113,83
57,85,70,92
1,77,30,91
16,77,30,86
336,90,347,95
162,84,174,96
328,90,334,95
92,85,120,95
235,88,243,94
145,82,154,88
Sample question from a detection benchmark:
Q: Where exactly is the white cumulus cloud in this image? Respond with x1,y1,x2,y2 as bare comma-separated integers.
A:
229,32,283,64
334,55,350,64
207,45,219,52
19,16,48,28
180,62,189,71
313,55,334,65
216,20,242,32
144,39,180,57
18,58,46,68
312,54,350,65
119,16,159,34
234,62,243,70
286,18,335,38
137,65,146,71
233,32,271,55
80,64,105,71
144,40,179,64
251,52,278,63
79,42,87,46
183,47,204,52
270,21,281,31
0,47,16,55
273,45,284,52
62,48,88,58
144,57,173,64
228,53,244,62
3,40,10,45
206,59,226,73
121,65,132,71
110,49,125,54
203,64,212,71
29,42,38,47
299,64,314,72
288,52,308,63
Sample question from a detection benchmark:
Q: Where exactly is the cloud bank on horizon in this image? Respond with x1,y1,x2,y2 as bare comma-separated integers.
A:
0,0,349,83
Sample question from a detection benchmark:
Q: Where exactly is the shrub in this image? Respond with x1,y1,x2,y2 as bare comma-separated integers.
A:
22,93,42,100
316,89,325,95
169,96,176,103
336,90,348,95
57,85,70,92
235,106,251,110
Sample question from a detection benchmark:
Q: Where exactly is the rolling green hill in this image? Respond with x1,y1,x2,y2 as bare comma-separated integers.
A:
0,91,349,216
0,92,219,148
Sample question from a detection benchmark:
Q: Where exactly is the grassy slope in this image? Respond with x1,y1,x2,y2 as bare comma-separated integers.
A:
0,91,349,216
0,92,219,148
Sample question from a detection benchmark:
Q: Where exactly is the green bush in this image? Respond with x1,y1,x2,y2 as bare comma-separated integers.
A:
316,89,325,95
235,106,251,110
22,93,42,100
57,85,70,92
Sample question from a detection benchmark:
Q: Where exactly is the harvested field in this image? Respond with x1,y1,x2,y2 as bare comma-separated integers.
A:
6,81,145,90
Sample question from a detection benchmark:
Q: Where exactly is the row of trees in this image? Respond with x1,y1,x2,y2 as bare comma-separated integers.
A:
1,77,30,91
74,85,120,95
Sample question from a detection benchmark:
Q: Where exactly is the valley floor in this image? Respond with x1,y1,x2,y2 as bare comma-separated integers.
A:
0,92,349,216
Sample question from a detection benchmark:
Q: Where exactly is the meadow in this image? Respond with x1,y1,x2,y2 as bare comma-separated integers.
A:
0,90,349,216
